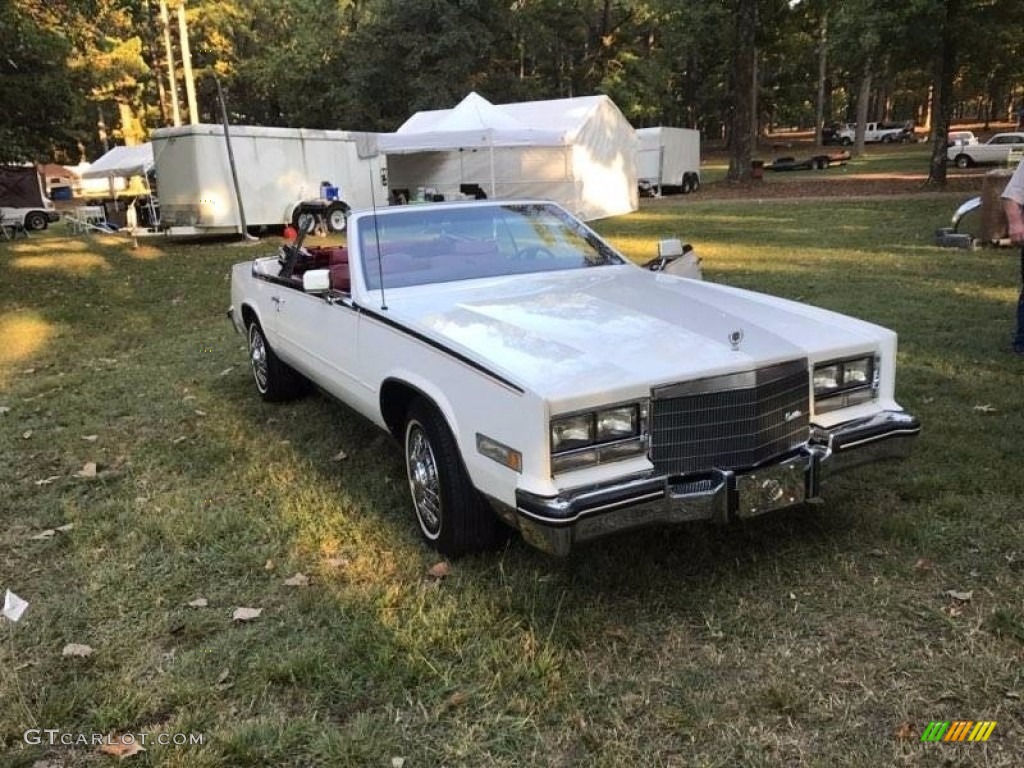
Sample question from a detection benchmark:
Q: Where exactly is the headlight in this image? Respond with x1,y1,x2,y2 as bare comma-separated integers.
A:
813,355,878,413
550,401,648,474
596,405,638,441
551,414,594,453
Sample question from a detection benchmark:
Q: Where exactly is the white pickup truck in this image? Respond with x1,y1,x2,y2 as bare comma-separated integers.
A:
836,122,906,145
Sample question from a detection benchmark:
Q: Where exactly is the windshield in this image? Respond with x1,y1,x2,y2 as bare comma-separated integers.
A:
359,202,624,290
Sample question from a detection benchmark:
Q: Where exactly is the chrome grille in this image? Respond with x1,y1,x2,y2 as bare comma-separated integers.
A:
650,359,810,475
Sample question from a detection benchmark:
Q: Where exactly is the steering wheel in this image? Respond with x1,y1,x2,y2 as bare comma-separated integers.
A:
516,245,555,260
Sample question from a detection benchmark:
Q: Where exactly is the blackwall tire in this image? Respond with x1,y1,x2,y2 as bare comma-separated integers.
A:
25,212,48,231
325,202,350,233
404,399,498,557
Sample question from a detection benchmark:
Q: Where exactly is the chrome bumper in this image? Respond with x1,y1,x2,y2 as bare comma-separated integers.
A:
511,410,920,556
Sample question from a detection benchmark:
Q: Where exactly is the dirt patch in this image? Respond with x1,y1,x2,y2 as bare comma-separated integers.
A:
688,173,984,202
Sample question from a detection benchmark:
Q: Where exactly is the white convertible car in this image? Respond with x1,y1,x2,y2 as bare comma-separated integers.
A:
228,201,920,556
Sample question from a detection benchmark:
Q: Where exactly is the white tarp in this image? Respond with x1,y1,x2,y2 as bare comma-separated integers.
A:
80,144,155,179
379,93,638,221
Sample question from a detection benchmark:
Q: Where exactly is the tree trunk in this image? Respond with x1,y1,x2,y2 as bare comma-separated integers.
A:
727,0,756,182
814,9,828,146
853,56,872,158
928,0,960,185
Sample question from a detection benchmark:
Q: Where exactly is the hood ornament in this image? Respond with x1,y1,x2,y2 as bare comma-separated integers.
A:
728,329,744,351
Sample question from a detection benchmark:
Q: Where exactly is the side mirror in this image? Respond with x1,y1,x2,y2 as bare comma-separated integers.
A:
658,239,684,259
302,269,331,293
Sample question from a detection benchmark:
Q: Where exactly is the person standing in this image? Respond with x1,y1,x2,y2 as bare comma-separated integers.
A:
1002,157,1024,354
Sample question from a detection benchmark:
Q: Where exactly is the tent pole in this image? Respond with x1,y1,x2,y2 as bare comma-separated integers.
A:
489,144,496,198
215,76,256,241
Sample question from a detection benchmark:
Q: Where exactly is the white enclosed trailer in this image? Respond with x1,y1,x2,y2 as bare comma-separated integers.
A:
636,127,701,195
151,124,386,236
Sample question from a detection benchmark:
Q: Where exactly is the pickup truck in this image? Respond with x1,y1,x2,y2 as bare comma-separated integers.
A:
947,132,1024,168
836,122,906,145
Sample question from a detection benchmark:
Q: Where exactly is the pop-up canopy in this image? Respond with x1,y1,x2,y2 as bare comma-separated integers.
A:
378,92,638,220
80,144,155,179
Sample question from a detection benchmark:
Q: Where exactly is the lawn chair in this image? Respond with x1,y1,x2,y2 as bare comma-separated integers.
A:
0,212,28,240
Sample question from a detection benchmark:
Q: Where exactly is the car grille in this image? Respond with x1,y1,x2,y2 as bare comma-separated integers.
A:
649,359,810,475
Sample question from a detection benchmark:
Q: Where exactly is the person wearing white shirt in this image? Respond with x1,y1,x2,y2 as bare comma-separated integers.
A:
1001,158,1024,354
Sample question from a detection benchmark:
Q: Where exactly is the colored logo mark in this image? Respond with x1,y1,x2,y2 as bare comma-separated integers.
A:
920,721,996,742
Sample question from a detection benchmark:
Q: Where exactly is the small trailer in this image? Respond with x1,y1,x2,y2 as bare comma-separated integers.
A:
0,165,60,232
150,124,387,237
636,126,701,195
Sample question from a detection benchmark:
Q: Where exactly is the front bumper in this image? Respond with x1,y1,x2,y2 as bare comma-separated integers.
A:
510,410,920,556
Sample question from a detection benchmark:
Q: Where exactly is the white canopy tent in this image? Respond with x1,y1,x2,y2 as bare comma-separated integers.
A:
378,93,638,220
80,144,155,179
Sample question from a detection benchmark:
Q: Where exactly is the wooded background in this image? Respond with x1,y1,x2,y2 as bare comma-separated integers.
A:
2,0,1023,180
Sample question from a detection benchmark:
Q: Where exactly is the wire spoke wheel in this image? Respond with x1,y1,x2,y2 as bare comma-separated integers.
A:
406,421,442,539
248,323,269,393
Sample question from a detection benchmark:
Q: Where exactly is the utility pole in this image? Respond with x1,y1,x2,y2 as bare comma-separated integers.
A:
159,0,182,126
178,1,199,124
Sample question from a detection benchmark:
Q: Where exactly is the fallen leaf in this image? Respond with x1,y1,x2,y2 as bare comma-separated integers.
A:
0,406,10,415
972,404,996,413
943,589,973,602
29,529,56,540
391,758,406,768
232,607,262,622
284,572,309,587
216,667,231,684
442,691,468,710
325,556,350,569
264,559,275,571
331,449,348,462
55,523,74,533
788,592,797,600
22,367,35,374
1005,691,1020,699
922,396,935,404
187,598,208,608
194,410,207,417
62,643,94,658
427,561,451,579
98,357,118,364
82,434,99,442
894,721,916,740
34,475,61,486
218,367,234,377
32,760,62,768
76,462,98,479
97,735,145,759
22,430,32,439
867,548,886,557
913,558,935,572
172,436,188,445
943,604,964,617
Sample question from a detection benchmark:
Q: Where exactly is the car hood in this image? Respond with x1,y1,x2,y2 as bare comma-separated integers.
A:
383,266,891,405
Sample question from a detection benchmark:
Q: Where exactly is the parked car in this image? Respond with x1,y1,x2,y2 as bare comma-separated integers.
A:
228,201,921,557
946,131,979,148
947,132,1024,168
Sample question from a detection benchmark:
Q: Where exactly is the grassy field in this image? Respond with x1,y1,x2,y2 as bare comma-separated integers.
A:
1,197,1022,767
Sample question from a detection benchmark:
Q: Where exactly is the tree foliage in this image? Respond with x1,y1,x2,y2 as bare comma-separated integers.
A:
2,0,1023,183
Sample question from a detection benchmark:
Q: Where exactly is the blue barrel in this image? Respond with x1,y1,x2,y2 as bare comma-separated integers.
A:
323,185,339,201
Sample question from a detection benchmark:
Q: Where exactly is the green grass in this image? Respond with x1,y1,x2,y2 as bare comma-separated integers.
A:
2,201,1022,767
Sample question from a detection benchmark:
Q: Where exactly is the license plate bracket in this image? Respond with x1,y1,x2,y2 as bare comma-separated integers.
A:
735,456,808,519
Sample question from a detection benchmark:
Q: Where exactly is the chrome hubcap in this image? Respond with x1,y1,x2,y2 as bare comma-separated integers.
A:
406,423,441,538
249,326,268,393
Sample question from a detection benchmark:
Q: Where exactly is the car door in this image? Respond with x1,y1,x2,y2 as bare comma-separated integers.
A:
273,287,375,411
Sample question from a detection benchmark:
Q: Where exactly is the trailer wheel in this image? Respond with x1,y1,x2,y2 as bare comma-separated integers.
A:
24,212,48,231
689,175,700,193
325,202,350,233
